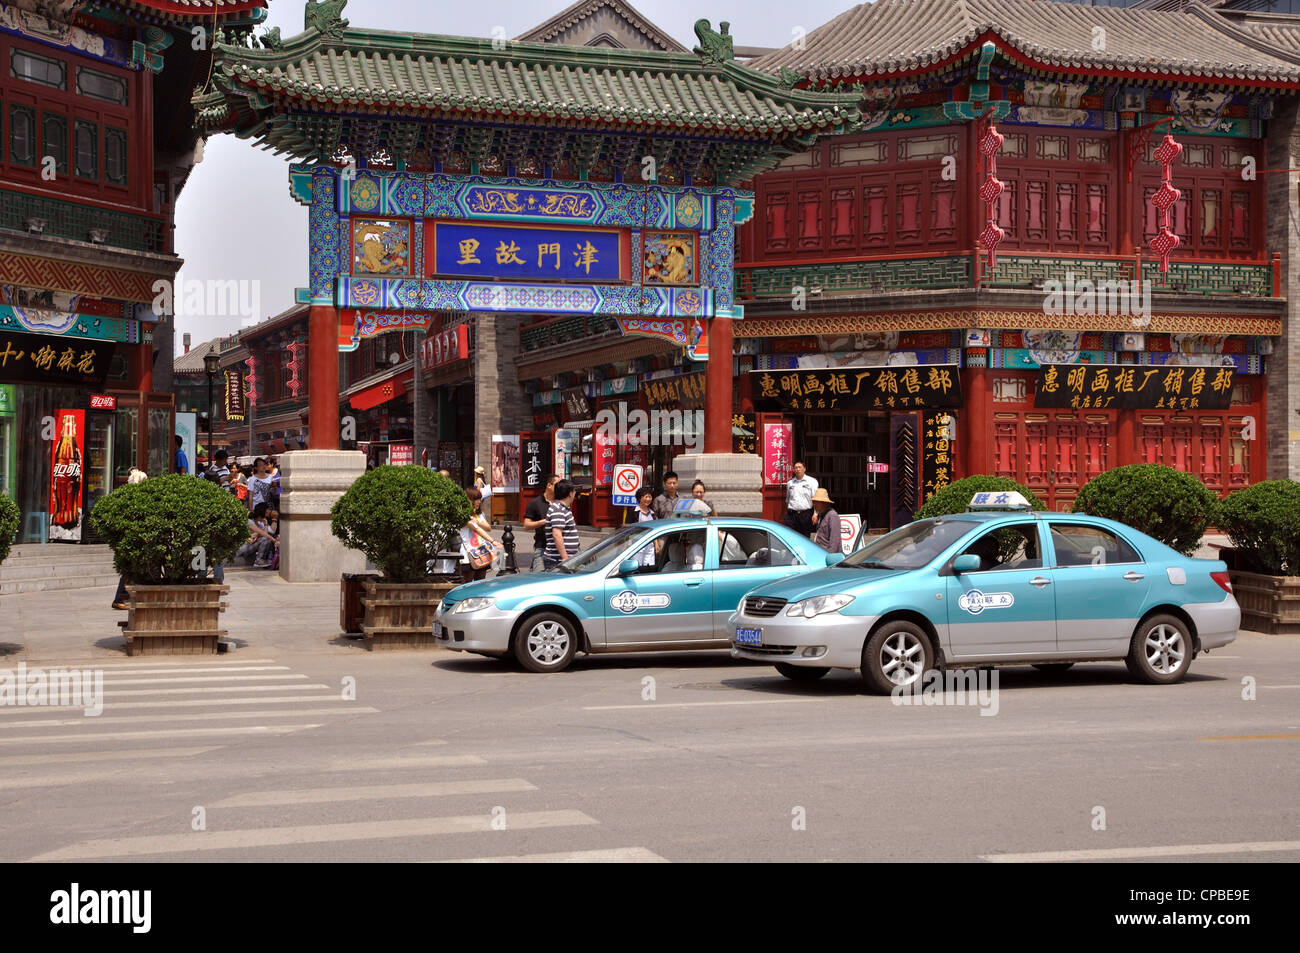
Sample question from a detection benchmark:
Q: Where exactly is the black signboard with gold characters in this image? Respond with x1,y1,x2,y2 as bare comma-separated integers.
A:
1034,363,1236,411
750,364,962,412
0,330,115,386
645,371,705,411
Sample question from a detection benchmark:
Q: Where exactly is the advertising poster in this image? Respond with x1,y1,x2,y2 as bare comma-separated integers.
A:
553,429,575,481
762,422,793,486
49,409,85,543
491,435,521,493
176,412,197,475
389,444,414,466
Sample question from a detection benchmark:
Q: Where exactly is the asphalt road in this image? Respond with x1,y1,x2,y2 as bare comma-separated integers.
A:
1,632,1297,863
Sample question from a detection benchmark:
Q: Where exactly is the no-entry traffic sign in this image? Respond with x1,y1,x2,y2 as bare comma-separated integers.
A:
612,464,642,506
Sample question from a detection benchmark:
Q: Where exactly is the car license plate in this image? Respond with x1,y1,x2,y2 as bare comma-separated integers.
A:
432,621,444,638
735,627,762,645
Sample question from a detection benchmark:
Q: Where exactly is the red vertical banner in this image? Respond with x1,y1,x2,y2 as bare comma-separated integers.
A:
593,425,616,487
49,409,85,543
762,421,793,485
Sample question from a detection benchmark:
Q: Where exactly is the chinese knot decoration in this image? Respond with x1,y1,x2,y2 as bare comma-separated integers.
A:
244,355,258,407
285,340,302,397
976,119,1006,271
1149,133,1183,276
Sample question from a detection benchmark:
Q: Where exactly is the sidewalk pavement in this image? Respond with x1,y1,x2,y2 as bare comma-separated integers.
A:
0,530,1240,665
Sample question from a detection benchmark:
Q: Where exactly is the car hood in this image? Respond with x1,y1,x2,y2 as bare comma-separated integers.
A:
744,565,907,601
441,571,586,605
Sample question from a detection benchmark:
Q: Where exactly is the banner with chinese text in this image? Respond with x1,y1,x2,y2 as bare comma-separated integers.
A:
429,222,630,282
1033,363,1235,410
0,330,115,386
762,422,793,486
224,369,245,422
750,365,962,412
644,372,705,411
922,411,956,505
520,434,547,492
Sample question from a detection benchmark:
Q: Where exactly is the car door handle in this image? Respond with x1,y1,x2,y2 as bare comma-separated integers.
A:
1029,576,1052,588
1123,571,1145,582
684,578,703,587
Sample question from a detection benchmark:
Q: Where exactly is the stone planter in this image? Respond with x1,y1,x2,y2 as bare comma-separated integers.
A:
1228,570,1300,635
361,579,458,650
120,583,230,655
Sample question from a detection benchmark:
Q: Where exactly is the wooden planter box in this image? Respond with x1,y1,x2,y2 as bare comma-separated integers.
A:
361,579,459,650
121,584,230,656
1228,570,1300,635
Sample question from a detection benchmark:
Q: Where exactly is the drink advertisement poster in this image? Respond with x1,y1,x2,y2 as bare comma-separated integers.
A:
762,422,793,486
49,409,85,543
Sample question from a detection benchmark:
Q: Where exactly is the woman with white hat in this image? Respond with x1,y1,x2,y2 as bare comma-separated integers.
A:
473,465,492,524
809,487,841,555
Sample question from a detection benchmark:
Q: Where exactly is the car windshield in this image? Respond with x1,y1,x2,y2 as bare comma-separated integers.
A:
558,525,656,574
839,519,979,571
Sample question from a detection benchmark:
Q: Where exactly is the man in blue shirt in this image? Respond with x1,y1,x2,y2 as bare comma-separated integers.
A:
174,435,188,475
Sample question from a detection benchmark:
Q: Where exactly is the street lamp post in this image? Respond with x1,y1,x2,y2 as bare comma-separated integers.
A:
203,350,220,467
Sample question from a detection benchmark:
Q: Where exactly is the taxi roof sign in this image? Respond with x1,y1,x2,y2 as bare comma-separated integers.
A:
671,498,713,518
967,491,1033,511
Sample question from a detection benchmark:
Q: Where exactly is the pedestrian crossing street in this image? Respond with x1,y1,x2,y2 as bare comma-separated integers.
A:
0,657,667,863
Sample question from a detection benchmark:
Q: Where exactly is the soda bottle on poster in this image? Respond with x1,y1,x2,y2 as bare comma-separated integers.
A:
51,413,83,530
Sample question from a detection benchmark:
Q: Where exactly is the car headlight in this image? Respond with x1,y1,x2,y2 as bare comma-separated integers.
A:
784,594,854,618
452,597,496,614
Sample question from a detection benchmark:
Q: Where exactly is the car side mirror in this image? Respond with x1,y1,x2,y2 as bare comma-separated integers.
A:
952,554,981,573
618,558,639,576
825,552,845,566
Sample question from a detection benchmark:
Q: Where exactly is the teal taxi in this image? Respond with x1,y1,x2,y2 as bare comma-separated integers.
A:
434,509,838,672
730,492,1239,692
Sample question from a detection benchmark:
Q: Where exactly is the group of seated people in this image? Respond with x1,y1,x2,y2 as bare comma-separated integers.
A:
234,502,280,569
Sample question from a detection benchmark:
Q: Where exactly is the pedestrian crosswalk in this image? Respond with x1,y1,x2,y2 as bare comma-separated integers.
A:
0,657,668,862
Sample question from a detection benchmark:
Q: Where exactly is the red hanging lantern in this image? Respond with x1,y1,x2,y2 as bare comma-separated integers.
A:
285,340,303,397
977,118,1005,270
1150,134,1183,276
244,354,259,408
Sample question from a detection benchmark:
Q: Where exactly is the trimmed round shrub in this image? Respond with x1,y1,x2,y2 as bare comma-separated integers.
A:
90,474,249,584
1072,464,1216,556
1215,480,1300,576
0,492,19,566
916,475,1047,520
331,465,473,583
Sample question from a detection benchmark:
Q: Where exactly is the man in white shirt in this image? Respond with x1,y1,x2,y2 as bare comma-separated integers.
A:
784,461,818,538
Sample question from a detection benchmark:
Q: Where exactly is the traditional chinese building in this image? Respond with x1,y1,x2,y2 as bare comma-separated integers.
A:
0,0,266,543
732,0,1300,529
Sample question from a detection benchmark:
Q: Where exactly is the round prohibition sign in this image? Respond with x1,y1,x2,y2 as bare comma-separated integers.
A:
615,468,640,493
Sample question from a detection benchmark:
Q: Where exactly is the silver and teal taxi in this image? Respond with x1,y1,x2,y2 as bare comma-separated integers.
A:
730,492,1239,693
434,512,838,672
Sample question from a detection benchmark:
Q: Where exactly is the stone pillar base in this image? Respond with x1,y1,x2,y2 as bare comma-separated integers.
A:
671,453,762,517
279,450,368,582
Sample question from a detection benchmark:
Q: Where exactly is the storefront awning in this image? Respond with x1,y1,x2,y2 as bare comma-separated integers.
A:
350,377,406,411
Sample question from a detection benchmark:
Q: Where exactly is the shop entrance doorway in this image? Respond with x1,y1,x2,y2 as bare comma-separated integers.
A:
796,412,891,531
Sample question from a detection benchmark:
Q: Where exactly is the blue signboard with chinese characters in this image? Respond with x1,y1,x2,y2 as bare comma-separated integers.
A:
429,222,629,283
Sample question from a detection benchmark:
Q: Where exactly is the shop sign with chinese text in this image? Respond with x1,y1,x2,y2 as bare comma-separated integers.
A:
429,222,629,283
1033,363,1235,410
0,330,115,386
644,372,705,411
762,422,793,485
750,365,962,412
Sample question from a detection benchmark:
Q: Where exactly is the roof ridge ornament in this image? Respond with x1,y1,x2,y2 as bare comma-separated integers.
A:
305,0,349,39
693,19,734,67
777,67,801,90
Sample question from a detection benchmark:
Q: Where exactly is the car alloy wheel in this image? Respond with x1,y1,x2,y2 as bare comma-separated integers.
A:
514,611,577,673
862,620,933,695
1125,613,1190,685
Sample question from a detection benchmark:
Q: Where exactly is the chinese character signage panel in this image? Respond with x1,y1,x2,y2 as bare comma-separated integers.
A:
749,365,962,412
922,411,956,505
0,330,115,386
763,422,793,486
644,372,705,411
521,435,547,491
428,222,629,283
225,369,245,422
1033,363,1235,410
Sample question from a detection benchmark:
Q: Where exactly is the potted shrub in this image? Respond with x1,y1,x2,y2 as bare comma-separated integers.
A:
330,465,473,650
915,475,1047,519
1216,480,1300,634
89,475,248,655
0,492,18,567
1072,464,1217,556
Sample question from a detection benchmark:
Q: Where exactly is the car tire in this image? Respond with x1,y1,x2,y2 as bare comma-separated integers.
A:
1031,662,1074,673
1125,614,1191,685
513,612,578,673
774,663,830,682
861,620,933,695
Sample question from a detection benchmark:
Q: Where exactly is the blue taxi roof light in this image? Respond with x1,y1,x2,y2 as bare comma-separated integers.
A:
670,499,712,518
967,491,1033,511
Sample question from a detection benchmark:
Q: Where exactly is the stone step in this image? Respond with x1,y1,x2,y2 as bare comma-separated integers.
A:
5,544,113,558
0,572,120,595
0,560,118,581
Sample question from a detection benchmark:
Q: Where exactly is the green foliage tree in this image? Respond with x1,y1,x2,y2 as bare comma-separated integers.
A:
1215,480,1300,576
1072,464,1217,556
90,474,249,583
916,475,1046,520
331,465,473,583
0,492,19,566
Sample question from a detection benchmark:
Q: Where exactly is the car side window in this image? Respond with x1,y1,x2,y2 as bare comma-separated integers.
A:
659,529,707,574
959,523,1042,572
714,528,800,570
1050,523,1142,567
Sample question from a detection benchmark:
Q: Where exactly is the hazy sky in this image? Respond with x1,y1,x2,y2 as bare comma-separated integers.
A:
171,0,858,353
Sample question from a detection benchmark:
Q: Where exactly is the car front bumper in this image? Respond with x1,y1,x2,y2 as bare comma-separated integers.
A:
1185,597,1240,651
433,602,518,655
728,610,874,669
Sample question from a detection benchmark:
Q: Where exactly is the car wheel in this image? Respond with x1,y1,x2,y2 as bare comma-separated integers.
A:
774,663,830,682
1125,614,1191,685
861,621,933,695
513,612,577,673
1031,662,1074,673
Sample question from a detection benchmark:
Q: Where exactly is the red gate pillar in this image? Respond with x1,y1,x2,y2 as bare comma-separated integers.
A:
308,303,339,450
704,315,733,454
962,367,991,477
1117,411,1137,467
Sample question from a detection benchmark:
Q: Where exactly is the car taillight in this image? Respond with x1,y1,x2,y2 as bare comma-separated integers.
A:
1211,571,1233,595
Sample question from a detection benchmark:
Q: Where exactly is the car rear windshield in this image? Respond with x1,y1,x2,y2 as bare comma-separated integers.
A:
839,519,979,571
559,525,655,574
